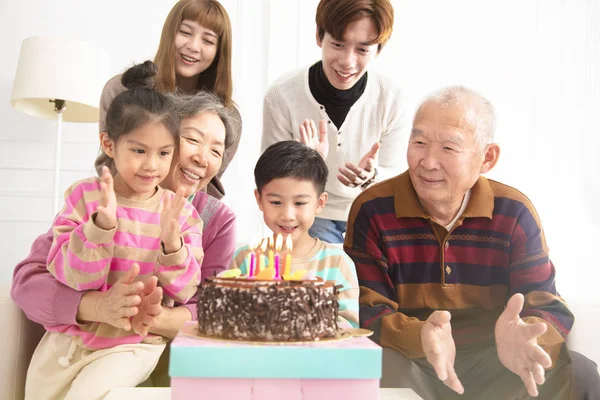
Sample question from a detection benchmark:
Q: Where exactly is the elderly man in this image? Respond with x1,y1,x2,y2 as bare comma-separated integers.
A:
344,86,600,399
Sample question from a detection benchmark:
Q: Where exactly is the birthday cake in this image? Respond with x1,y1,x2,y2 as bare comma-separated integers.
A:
196,275,340,342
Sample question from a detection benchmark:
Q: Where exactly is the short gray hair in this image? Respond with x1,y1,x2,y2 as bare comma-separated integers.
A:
167,90,241,151
419,86,496,150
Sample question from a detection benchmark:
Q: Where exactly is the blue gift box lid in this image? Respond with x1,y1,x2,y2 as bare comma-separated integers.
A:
169,323,382,379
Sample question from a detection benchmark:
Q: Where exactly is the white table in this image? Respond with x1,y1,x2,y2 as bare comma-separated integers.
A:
105,387,422,400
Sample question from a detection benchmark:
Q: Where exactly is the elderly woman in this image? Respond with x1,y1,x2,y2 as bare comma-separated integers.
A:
11,91,239,377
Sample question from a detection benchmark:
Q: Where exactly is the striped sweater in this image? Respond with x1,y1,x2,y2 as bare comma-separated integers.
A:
344,171,573,366
262,66,410,221
230,238,360,328
46,177,204,349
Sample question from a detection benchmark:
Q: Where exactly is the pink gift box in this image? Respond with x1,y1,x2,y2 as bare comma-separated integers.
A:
169,323,381,400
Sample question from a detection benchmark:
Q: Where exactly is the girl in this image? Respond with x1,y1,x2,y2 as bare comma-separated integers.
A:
25,61,204,400
99,0,241,200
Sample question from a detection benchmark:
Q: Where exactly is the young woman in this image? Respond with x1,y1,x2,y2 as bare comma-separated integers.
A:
13,71,240,395
100,0,241,200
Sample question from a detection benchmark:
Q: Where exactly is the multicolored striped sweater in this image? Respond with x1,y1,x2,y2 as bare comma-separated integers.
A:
344,171,573,366
230,238,360,328
46,177,204,349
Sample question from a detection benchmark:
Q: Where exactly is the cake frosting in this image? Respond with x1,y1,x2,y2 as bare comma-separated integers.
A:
196,276,339,341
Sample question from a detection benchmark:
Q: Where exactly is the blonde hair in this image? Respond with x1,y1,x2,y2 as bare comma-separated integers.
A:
154,0,233,107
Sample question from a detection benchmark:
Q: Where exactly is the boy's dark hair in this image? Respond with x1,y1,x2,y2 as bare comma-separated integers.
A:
95,60,180,175
254,141,328,195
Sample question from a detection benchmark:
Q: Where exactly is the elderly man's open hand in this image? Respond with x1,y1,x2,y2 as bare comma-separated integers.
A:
495,293,552,397
421,310,464,395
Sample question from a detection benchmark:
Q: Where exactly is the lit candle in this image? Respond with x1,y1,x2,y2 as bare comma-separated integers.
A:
283,234,293,277
274,234,283,279
274,253,280,279
256,238,268,275
246,252,252,276
247,243,256,277
246,242,254,277
268,236,274,269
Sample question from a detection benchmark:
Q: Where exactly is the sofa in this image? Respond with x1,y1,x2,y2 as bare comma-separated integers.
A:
2,284,598,400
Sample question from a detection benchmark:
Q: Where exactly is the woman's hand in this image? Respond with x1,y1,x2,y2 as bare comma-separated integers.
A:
95,166,118,230
160,188,186,254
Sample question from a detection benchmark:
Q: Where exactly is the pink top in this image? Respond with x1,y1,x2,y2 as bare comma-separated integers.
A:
11,190,236,328
48,178,203,303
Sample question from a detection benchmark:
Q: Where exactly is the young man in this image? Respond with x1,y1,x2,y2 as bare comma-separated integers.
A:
262,0,409,243
230,141,359,327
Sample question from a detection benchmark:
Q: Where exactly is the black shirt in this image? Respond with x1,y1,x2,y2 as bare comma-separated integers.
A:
308,61,368,130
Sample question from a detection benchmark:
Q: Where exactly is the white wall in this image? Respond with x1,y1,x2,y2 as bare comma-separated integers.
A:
1,1,599,306
0,0,269,285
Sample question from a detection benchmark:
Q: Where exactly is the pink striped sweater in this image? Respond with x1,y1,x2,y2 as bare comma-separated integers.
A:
46,177,204,349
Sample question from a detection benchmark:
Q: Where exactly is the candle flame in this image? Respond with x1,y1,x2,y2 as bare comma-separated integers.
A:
275,233,283,251
285,234,293,252
260,237,268,252
268,236,274,249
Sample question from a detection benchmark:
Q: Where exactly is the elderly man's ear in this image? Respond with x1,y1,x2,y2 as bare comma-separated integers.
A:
480,143,500,174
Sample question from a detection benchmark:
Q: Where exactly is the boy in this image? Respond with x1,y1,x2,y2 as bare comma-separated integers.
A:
262,0,409,244
230,141,359,327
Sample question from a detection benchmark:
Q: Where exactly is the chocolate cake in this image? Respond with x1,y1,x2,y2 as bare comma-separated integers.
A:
196,277,339,341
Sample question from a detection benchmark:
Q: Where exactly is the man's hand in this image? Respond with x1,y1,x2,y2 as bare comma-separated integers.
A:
298,119,328,158
160,188,186,253
95,166,118,230
131,275,163,337
337,142,380,188
496,293,552,397
421,310,464,394
85,263,144,331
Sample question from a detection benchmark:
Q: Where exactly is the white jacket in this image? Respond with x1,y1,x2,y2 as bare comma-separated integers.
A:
262,66,410,221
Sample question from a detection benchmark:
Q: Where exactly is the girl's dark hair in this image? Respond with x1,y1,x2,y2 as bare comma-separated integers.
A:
254,141,328,195
94,61,180,175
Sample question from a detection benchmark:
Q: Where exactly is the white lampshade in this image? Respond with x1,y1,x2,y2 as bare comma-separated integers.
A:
10,36,111,122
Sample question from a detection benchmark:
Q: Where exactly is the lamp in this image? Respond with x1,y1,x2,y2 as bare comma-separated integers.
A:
10,36,111,217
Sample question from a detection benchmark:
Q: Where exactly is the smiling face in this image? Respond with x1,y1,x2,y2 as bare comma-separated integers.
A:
102,122,176,201
316,17,379,90
407,100,499,215
254,177,328,251
174,19,219,84
162,111,226,197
